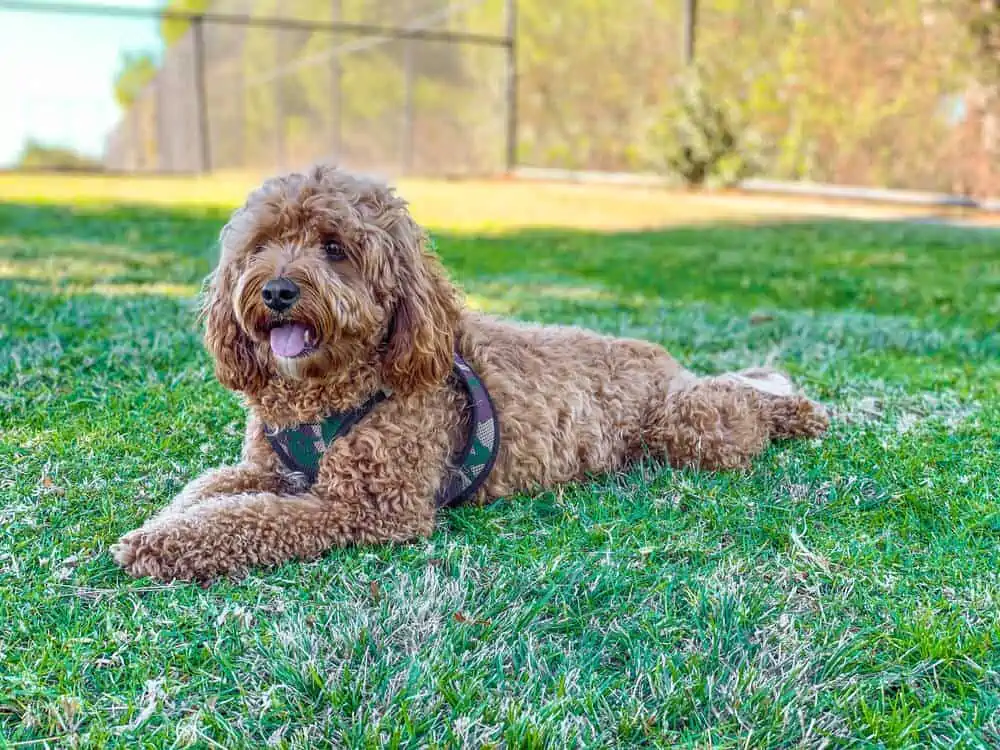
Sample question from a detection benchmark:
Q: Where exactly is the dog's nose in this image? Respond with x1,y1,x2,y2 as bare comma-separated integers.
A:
261,277,300,312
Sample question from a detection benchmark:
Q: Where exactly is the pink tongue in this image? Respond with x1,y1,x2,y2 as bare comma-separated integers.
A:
270,323,310,358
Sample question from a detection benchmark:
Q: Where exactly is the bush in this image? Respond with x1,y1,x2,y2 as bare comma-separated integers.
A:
16,140,104,172
648,67,764,187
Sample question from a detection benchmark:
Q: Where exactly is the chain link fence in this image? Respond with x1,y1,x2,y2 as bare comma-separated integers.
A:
4,0,999,198
102,0,513,176
112,0,512,175
4,0,513,177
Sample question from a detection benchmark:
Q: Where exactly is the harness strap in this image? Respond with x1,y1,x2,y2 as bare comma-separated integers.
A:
435,353,500,508
264,390,388,484
263,353,499,508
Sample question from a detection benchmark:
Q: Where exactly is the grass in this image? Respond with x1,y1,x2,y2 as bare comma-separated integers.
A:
1,176,999,748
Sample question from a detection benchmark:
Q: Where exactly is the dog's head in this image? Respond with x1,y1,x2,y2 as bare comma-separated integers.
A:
202,165,461,396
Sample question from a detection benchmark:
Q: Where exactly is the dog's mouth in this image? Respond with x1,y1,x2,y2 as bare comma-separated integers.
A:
268,321,319,359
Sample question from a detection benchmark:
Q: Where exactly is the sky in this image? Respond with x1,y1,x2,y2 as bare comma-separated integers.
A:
0,0,165,166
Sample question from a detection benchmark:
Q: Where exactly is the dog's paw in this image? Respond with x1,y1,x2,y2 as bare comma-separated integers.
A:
111,525,202,583
112,522,243,584
110,533,138,569
769,396,830,440
806,400,831,437
112,528,171,581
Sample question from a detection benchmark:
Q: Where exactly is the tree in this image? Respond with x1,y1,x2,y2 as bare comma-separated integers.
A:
160,0,211,47
113,51,158,109
949,0,1000,194
967,0,1000,81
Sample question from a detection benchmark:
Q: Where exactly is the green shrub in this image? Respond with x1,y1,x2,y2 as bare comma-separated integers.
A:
16,140,104,172
648,67,764,187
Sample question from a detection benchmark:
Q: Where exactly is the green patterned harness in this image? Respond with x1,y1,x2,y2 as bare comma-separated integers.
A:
263,352,500,508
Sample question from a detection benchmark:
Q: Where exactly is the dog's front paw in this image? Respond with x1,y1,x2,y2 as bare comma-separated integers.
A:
112,527,174,581
111,523,228,583
110,531,139,570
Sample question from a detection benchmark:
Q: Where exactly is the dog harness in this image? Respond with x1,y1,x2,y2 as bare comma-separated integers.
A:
263,352,500,508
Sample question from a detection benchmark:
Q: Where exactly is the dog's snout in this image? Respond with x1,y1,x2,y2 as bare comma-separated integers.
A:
262,277,300,312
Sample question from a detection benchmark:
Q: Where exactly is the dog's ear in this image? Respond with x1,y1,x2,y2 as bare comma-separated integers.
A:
381,221,461,395
201,262,267,394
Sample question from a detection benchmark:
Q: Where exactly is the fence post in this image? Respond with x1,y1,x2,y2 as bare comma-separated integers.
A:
155,68,167,171
330,0,342,164
191,14,212,173
682,0,697,65
274,30,287,170
130,106,143,171
401,48,415,173
504,0,517,173
401,1,415,173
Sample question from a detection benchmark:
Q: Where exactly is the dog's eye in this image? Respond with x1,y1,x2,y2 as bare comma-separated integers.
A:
322,239,346,261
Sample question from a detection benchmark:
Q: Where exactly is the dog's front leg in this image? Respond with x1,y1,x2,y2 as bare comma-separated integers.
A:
113,395,454,582
149,463,290,522
111,485,435,582
112,412,444,582
145,415,290,522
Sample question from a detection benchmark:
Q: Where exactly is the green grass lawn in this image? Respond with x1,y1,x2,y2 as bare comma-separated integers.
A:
1,192,999,748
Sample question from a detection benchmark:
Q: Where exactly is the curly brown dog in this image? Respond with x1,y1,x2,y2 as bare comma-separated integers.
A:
112,165,829,582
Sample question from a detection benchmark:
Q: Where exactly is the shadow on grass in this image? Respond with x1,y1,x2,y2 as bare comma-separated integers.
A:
1,199,997,329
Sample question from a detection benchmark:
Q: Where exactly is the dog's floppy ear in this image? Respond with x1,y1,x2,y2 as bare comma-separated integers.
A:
201,258,267,395
381,220,461,395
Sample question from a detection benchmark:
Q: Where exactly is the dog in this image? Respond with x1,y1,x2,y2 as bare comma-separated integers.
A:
112,165,829,582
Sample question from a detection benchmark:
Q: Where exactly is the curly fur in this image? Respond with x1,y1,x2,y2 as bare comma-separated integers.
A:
112,165,830,582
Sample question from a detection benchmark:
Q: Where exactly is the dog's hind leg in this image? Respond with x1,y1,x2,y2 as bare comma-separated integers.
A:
717,368,830,440
641,369,828,472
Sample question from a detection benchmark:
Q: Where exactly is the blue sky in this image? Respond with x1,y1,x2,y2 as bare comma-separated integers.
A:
0,0,164,166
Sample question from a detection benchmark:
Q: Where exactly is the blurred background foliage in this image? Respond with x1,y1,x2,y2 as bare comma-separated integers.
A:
96,0,1000,195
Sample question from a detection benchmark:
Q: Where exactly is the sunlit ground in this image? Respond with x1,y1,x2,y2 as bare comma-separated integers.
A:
4,170,995,233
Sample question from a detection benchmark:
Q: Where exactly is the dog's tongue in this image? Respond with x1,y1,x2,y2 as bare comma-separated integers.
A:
270,323,309,358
